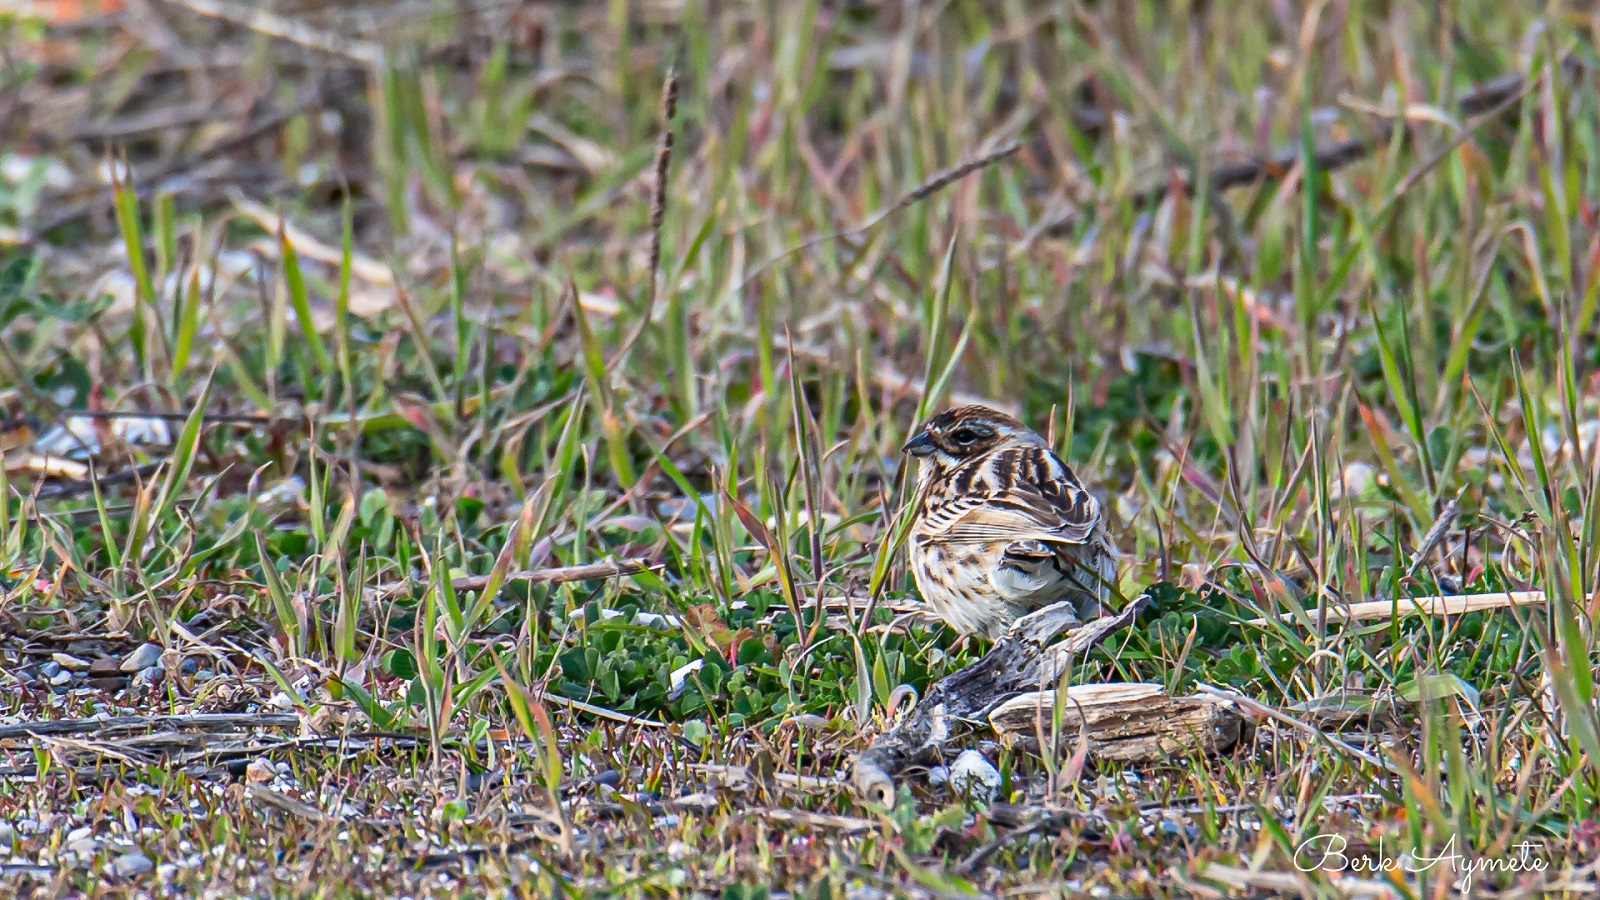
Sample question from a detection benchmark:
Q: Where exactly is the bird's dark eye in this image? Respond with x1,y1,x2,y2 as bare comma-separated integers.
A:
952,428,981,445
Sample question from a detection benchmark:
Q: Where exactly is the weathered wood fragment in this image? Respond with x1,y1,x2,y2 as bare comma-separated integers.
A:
988,683,1242,761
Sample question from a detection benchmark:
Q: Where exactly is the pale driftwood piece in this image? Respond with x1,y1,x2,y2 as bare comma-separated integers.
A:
756,808,876,834
988,684,1242,762
852,596,1148,806
1246,590,1544,627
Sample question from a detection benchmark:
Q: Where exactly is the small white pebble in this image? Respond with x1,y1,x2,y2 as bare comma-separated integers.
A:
948,750,1000,802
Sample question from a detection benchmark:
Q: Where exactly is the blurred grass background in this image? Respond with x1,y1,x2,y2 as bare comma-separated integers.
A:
1,0,1599,895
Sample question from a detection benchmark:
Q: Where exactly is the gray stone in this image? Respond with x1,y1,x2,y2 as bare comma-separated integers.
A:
120,643,163,673
50,669,74,686
109,851,153,878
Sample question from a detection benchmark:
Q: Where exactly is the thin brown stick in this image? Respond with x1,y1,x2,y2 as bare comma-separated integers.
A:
33,462,165,500
2,630,132,643
960,807,1096,873
0,712,300,741
159,0,383,65
756,808,875,834
449,559,657,591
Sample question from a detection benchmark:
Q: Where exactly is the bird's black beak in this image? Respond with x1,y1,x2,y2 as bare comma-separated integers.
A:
902,431,936,457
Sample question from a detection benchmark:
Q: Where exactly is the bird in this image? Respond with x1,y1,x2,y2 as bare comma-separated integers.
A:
901,404,1116,639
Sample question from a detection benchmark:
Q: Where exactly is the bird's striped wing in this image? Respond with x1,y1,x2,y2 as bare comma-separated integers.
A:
920,447,1103,547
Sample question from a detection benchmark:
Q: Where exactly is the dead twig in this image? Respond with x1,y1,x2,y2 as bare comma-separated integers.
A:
756,808,875,834
0,712,299,742
56,408,279,425
373,558,658,597
158,0,383,65
1194,683,1399,775
542,692,669,729
24,71,357,240
33,462,165,500
960,806,1100,873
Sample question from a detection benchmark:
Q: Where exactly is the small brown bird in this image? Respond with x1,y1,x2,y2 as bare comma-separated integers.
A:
902,405,1116,638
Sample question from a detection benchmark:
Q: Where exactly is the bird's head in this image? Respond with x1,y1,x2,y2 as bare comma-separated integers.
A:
902,405,1041,475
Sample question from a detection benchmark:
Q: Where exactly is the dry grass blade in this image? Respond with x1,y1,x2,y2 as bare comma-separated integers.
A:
738,141,1022,292
370,558,657,596
56,408,279,425
1196,864,1311,893
1246,590,1545,626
